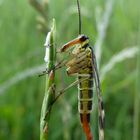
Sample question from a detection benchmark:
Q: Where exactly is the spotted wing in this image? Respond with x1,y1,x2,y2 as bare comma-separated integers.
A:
90,47,105,140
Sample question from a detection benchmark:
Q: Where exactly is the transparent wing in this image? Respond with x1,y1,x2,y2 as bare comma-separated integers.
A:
91,48,105,140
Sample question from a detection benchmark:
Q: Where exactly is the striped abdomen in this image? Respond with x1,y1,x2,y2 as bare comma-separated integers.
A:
78,66,93,123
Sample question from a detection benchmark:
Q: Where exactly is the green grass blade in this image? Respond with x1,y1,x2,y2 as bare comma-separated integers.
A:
40,19,56,140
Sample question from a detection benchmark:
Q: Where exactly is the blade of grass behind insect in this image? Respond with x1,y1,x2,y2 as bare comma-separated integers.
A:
40,19,56,140
94,0,114,68
100,46,139,82
133,14,140,140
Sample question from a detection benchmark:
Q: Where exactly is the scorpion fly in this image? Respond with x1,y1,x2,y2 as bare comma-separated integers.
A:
58,0,105,140
60,35,104,140
43,0,105,140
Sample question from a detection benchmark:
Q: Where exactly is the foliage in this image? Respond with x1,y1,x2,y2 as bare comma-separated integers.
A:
0,0,139,140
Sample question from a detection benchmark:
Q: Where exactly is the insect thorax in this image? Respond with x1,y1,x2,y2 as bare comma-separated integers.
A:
66,42,93,76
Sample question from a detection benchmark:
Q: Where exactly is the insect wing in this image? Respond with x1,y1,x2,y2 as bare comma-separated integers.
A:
91,48,105,140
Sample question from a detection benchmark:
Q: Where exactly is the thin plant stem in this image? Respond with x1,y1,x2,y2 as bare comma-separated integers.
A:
40,19,56,140
133,46,140,140
133,14,140,140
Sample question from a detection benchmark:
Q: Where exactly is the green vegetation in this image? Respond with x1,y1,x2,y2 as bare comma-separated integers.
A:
0,0,139,140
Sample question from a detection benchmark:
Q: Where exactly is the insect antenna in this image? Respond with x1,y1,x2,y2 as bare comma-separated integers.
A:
76,0,82,35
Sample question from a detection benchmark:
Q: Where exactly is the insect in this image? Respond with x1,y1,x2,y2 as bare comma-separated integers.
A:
57,0,105,140
59,34,105,140
43,0,105,140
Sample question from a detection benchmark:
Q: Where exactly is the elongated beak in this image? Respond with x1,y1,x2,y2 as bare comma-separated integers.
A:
60,37,82,52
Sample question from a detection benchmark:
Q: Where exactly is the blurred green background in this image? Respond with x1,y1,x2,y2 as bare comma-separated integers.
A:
0,0,139,140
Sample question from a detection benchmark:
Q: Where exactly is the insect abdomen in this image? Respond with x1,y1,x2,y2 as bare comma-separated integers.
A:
78,66,93,123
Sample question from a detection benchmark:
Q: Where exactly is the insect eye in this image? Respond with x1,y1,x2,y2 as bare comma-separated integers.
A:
80,35,89,42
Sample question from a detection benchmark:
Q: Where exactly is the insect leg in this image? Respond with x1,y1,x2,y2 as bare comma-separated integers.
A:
91,50,105,140
44,76,89,120
39,60,67,76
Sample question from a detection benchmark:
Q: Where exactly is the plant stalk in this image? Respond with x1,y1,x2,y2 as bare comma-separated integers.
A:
40,19,56,140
